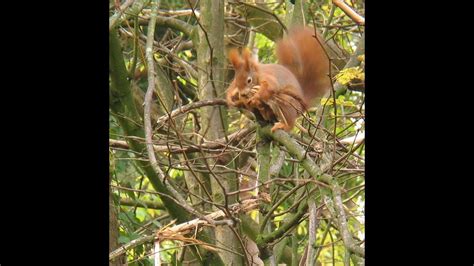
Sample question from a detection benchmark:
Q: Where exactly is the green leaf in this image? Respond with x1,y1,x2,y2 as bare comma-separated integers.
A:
118,235,130,244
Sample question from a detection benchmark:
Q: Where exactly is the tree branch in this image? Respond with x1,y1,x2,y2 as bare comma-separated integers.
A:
109,0,136,31
155,98,227,125
110,30,191,223
332,0,365,25
119,198,165,210
261,126,332,185
329,179,365,257
144,0,210,223
155,15,196,38
109,198,261,261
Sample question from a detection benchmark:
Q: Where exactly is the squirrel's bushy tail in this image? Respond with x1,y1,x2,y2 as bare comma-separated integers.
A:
276,26,331,106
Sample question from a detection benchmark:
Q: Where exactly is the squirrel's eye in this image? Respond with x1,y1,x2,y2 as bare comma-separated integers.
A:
247,77,252,84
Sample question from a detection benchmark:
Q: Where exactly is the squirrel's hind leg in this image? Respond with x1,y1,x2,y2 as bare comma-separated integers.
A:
271,121,293,132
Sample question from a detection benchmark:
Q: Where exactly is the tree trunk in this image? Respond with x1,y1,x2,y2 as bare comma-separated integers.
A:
109,184,122,266
197,0,242,264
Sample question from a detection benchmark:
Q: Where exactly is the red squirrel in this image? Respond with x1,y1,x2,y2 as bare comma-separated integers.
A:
226,26,330,132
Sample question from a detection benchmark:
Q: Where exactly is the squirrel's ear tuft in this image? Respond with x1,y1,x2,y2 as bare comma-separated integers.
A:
242,48,251,60
242,48,252,71
229,49,242,69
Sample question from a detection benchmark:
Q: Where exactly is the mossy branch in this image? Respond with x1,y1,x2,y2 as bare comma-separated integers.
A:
260,126,332,184
240,215,298,265
256,195,308,250
119,198,165,210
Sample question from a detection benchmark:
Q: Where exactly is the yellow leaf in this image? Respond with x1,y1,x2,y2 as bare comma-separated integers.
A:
320,97,334,106
335,67,364,85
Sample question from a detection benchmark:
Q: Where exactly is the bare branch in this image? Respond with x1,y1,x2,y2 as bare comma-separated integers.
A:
156,99,227,125
109,0,137,31
332,0,365,25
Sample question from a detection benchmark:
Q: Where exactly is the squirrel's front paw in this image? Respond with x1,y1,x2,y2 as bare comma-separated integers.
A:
247,95,262,109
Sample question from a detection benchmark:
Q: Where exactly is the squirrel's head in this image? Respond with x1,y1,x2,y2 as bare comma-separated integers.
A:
228,48,259,93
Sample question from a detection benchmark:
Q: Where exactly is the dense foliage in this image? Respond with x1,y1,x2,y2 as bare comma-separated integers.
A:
109,0,364,265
